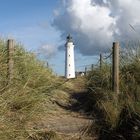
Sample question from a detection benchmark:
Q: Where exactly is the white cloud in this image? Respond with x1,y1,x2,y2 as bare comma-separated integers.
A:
39,44,58,59
108,0,140,40
53,0,140,55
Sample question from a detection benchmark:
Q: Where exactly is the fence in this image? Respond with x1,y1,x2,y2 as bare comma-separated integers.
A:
6,39,120,93
85,42,120,94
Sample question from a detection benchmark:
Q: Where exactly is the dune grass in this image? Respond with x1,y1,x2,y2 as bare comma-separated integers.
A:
86,44,140,139
0,39,63,140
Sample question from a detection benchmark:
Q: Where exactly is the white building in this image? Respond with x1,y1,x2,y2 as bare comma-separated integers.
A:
65,34,75,79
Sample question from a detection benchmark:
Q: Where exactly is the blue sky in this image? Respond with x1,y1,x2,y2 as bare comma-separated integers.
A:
0,0,99,75
0,0,139,75
0,0,62,74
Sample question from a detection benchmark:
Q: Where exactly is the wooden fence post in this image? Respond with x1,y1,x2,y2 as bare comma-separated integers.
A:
85,67,87,76
91,64,94,71
112,42,119,94
7,39,14,84
100,54,102,70
47,62,49,68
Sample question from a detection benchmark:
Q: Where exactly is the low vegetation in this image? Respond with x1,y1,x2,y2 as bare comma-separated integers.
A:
86,44,140,139
0,39,62,139
1,38,140,140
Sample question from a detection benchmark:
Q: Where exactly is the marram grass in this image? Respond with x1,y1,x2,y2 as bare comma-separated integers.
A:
86,43,140,140
0,40,62,140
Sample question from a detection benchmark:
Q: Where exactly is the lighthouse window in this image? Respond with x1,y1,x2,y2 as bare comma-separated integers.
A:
69,64,70,66
69,74,71,76
69,54,70,57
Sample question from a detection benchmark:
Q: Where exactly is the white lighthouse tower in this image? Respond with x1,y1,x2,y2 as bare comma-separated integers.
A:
65,34,75,79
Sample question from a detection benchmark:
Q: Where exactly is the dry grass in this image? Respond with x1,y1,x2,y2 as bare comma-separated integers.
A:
0,40,63,139
86,43,140,139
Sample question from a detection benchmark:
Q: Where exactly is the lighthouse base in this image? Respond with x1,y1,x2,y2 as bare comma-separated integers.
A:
65,73,75,79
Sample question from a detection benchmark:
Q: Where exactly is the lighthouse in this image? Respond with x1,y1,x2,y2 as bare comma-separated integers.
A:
65,34,75,79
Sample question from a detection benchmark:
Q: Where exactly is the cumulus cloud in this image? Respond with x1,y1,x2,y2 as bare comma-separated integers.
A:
53,0,140,55
108,0,140,41
39,44,58,59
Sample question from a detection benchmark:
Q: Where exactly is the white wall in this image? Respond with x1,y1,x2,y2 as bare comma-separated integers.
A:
65,42,75,79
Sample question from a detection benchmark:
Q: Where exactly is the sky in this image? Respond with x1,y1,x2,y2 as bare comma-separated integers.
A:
0,0,140,75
